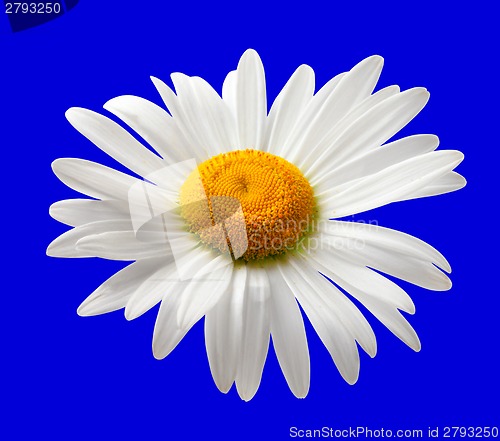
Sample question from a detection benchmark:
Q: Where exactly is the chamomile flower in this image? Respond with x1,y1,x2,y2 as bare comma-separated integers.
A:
48,50,465,401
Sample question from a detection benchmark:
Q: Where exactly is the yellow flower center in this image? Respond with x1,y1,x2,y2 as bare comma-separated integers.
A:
179,149,316,261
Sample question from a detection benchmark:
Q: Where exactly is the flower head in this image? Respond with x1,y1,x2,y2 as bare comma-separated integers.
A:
48,50,465,400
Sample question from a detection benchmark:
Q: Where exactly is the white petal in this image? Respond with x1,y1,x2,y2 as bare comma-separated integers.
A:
124,261,179,320
235,49,267,149
301,85,400,175
267,265,310,398
150,76,205,162
159,73,211,159
295,256,376,358
152,259,233,362
150,75,178,114
335,54,384,99
320,150,464,218
170,74,238,156
321,220,451,273
310,248,415,314
152,259,230,360
152,284,190,359
52,158,137,200
321,234,451,291
314,134,439,190
47,219,132,258
205,264,247,393
312,88,430,185
189,76,239,151
222,70,237,117
361,300,421,351
176,255,234,330
163,209,234,281
285,56,384,165
311,251,420,350
278,71,344,158
236,266,271,401
403,171,467,200
51,159,172,216
264,64,315,155
66,108,166,179
49,199,130,227
278,258,365,384
313,73,346,103
168,237,224,281
103,95,190,163
77,258,164,316
76,230,172,261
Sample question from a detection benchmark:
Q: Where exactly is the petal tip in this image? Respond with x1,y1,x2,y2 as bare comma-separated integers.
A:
445,278,453,290
369,54,384,67
74,237,89,251
441,260,452,274
51,158,65,173
64,107,77,119
65,107,86,123
367,344,378,358
406,87,429,98
428,134,440,148
345,376,359,386
77,302,92,317
215,382,233,394
406,303,417,315
46,237,69,257
102,97,120,112
455,151,465,164
291,385,310,399
150,76,163,88
341,367,360,386
152,343,165,360
238,390,256,402
458,175,467,189
124,308,134,321
46,242,56,257
435,274,453,291
239,48,263,68
242,48,259,58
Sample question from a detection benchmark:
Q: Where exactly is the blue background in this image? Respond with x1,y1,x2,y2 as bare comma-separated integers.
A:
2,1,498,439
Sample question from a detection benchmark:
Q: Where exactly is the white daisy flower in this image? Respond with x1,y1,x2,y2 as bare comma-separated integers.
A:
47,49,465,401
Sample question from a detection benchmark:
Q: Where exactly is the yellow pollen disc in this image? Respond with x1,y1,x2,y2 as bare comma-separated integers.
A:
179,149,316,261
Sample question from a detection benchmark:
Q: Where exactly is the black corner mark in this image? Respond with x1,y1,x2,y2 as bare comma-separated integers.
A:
64,0,78,10
4,0,80,33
